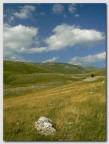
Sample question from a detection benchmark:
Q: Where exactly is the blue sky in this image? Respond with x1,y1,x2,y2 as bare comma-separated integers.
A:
3,3,106,67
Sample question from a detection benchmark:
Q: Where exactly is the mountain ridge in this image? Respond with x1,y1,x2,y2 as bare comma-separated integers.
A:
4,60,104,74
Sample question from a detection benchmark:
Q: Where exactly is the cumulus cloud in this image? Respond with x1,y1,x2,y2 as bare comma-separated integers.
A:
23,47,47,53
42,57,59,63
52,4,64,14
4,24,38,50
13,5,35,19
68,52,106,65
3,24,39,59
3,23,105,61
45,24,105,51
4,23,105,60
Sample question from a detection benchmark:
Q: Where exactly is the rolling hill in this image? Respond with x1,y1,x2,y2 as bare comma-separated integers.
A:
4,74,106,141
3,60,106,141
4,60,104,75
4,60,53,74
30,62,103,74
4,60,105,96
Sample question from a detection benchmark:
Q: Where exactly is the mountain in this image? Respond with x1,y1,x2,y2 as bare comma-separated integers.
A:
4,60,52,74
4,60,105,88
4,60,104,75
31,62,103,74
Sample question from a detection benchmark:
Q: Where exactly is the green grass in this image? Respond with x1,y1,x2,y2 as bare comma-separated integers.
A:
4,78,106,141
4,60,105,89
4,73,74,86
4,61,53,74
3,60,106,141
4,60,104,75
4,72,82,98
32,62,103,74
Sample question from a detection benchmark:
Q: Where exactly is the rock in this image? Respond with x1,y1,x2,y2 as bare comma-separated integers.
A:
83,77,96,82
35,116,56,136
84,76,105,82
48,103,54,107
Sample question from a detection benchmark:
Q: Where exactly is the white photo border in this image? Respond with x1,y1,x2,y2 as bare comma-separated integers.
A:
0,0,108,144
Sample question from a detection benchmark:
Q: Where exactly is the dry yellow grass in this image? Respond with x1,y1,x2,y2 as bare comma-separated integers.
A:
4,79,106,141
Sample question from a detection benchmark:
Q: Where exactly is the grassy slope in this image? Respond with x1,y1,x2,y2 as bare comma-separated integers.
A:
4,79,106,141
4,61,104,87
4,60,103,74
4,61,53,74
32,62,102,74
4,61,105,98
3,60,106,141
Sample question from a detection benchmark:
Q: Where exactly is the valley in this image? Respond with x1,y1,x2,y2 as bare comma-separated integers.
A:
3,61,106,141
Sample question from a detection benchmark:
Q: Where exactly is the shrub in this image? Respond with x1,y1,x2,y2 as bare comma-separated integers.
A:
91,73,94,77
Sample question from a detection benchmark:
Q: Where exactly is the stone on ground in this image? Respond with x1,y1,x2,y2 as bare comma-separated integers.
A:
35,116,56,136
83,77,96,82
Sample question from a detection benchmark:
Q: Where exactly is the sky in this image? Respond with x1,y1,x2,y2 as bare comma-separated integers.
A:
3,3,106,67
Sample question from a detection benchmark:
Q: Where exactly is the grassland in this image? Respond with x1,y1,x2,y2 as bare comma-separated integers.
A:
3,61,106,141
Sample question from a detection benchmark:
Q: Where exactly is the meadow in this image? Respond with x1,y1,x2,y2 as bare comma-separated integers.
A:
3,61,106,141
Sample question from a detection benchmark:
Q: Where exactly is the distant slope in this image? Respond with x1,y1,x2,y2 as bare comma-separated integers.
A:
4,73,76,87
4,61,53,87
4,61,52,74
4,61,105,88
32,62,104,74
4,61,104,75
4,61,105,75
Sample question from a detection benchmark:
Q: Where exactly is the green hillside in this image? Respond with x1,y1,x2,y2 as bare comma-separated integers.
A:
30,62,103,74
4,60,105,91
4,61,104,75
4,61,52,74
4,60,106,141
4,75,106,141
4,73,74,87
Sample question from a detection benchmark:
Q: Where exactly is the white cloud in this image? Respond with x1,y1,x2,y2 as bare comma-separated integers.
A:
52,4,64,14
9,55,25,62
13,5,35,19
68,52,106,65
4,48,26,61
45,24,105,51
42,57,59,63
68,4,77,14
4,24,38,51
68,4,80,18
3,24,39,59
23,47,47,53
4,23,105,60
